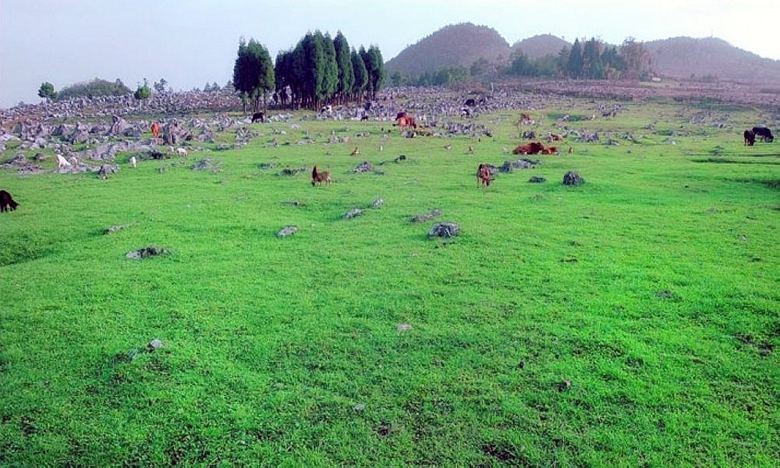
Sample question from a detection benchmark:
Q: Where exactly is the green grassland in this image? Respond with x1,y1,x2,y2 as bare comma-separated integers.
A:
1,99,778,465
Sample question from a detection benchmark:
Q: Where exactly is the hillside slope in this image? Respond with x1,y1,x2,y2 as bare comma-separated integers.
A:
385,23,511,76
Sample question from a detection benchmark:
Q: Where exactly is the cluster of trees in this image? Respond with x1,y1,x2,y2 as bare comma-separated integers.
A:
46,78,132,101
391,37,655,87
232,31,384,111
507,38,653,80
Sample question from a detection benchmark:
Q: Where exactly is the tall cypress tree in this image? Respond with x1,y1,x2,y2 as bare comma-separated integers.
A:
582,38,603,79
333,31,354,103
567,39,584,78
232,37,275,111
351,48,368,99
318,32,338,103
367,46,385,97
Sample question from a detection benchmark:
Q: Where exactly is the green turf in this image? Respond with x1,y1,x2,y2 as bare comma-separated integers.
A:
1,100,778,465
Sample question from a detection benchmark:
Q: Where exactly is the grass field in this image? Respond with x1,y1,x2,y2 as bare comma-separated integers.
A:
1,99,778,465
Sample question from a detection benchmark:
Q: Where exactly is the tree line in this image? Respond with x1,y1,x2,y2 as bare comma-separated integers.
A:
390,37,654,87
232,31,385,111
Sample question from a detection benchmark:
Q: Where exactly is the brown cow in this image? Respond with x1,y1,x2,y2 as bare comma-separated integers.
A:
541,146,559,155
512,141,545,155
396,115,417,130
150,122,161,139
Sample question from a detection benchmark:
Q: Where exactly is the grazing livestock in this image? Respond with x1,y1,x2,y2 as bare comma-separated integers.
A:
350,147,360,156
129,156,137,168
477,164,492,187
176,147,188,157
320,105,333,114
464,98,476,107
56,154,72,170
251,112,265,123
311,166,331,186
548,133,563,142
513,141,545,155
396,115,417,130
518,113,534,125
744,130,756,146
752,127,774,142
0,190,19,212
150,122,161,139
542,146,559,155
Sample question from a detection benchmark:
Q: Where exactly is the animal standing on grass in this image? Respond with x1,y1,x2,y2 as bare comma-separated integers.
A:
477,164,492,188
0,190,19,212
752,126,774,142
744,130,756,146
350,147,360,156
311,166,331,186
56,154,71,170
129,156,137,168
251,112,265,123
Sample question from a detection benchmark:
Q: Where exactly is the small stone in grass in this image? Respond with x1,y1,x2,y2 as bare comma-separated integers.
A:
353,403,366,412
147,339,163,351
557,380,572,392
397,323,412,333
344,208,363,219
277,225,298,238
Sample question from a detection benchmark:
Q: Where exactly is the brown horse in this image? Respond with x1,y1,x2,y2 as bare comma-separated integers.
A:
150,122,161,139
311,166,331,186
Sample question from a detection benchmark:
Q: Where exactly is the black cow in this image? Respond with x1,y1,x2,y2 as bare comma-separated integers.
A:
744,129,756,146
251,112,265,123
464,98,476,107
752,127,774,142
0,190,19,212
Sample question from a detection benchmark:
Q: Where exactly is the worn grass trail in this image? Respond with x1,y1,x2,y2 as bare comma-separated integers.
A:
0,101,778,465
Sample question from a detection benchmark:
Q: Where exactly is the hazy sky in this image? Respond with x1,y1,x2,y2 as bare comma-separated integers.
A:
1,0,778,107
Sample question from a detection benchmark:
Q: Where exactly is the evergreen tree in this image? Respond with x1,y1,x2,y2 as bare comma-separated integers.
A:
351,48,368,99
582,38,604,79
567,39,583,78
333,31,354,102
232,37,275,111
318,32,339,103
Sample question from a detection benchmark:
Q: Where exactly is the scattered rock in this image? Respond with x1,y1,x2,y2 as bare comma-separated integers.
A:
147,339,164,351
394,155,407,163
97,164,119,179
397,323,412,332
126,246,168,259
278,167,306,176
562,171,585,186
353,403,366,412
411,209,442,223
528,176,546,183
556,380,572,392
192,159,220,172
353,161,373,173
104,224,130,235
370,198,384,209
343,208,363,219
277,225,298,238
428,222,460,238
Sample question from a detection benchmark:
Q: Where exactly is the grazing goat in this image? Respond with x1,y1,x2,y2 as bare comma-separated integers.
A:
129,156,137,168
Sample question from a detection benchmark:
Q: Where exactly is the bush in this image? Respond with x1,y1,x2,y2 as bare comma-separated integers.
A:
37,82,57,100
134,79,152,100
